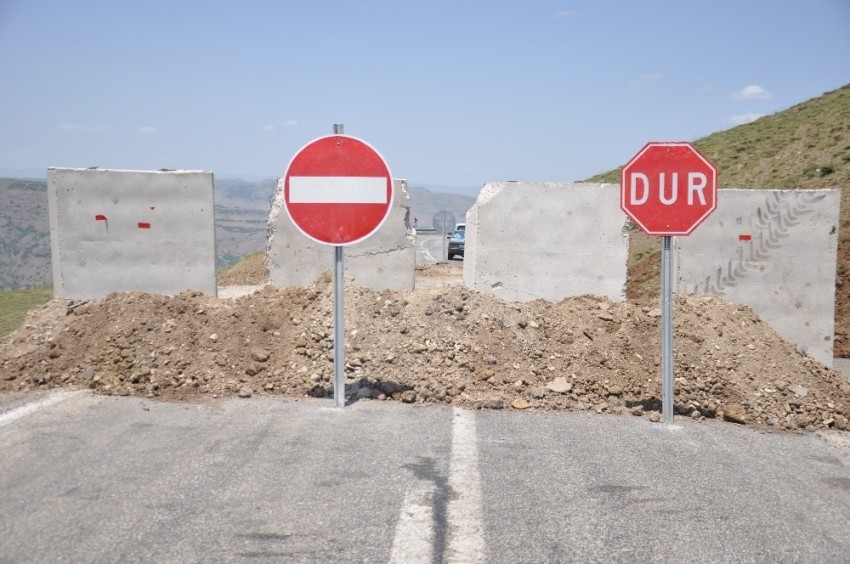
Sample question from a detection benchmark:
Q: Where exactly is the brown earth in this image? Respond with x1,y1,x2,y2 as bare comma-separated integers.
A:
625,225,850,358
216,251,268,286
2,257,849,434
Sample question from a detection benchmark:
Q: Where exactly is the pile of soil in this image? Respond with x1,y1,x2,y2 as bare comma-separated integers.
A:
2,260,849,433
217,252,268,286
626,227,850,358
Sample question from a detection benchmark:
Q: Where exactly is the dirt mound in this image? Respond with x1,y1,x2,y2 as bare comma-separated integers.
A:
2,272,848,433
416,262,463,277
216,252,268,286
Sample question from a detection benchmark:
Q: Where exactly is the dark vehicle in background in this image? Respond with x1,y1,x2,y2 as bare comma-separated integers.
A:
447,229,465,260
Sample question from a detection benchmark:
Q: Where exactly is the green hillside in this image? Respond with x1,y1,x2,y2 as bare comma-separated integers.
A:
589,84,850,356
0,287,52,339
0,178,51,290
589,84,850,189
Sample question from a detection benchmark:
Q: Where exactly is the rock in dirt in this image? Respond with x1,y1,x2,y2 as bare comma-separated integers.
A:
546,377,572,394
511,398,531,410
723,404,748,424
788,384,809,398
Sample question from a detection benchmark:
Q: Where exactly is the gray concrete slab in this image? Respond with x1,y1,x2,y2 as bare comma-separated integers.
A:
47,168,217,299
676,189,840,365
464,182,628,302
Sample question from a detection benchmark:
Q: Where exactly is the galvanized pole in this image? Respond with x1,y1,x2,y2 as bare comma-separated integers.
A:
661,235,674,423
332,123,345,408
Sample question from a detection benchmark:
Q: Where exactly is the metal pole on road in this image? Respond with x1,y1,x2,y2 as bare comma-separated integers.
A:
334,244,345,408
661,235,674,424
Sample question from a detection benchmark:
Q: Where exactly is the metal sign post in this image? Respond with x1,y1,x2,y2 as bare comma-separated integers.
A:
282,122,393,408
620,141,718,425
661,236,673,423
333,244,345,407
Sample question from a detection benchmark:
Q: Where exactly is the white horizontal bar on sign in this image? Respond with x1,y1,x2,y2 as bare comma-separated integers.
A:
289,176,388,204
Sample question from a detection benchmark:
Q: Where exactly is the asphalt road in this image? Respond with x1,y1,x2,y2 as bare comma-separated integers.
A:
416,231,454,264
2,390,850,563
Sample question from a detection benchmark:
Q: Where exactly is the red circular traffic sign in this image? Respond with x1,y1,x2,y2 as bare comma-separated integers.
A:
283,134,393,246
620,142,717,236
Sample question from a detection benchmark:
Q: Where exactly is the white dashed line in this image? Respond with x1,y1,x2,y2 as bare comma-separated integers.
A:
445,408,486,563
389,484,436,564
390,408,486,563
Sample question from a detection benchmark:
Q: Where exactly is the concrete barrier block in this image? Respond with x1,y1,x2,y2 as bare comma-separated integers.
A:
267,178,414,290
675,188,840,365
47,168,217,300
464,182,628,302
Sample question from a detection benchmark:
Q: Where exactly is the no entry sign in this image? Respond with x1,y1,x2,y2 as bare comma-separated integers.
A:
283,134,393,245
620,142,717,236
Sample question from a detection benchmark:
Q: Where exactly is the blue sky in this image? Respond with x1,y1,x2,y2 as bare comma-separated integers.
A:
1,0,848,189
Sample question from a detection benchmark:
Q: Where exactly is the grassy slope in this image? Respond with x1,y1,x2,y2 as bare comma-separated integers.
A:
588,83,850,355
0,287,53,339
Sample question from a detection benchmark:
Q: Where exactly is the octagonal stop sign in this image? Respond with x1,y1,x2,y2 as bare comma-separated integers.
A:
620,142,717,236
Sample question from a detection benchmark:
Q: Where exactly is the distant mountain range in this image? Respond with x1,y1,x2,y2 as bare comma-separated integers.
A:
0,178,51,289
0,175,475,289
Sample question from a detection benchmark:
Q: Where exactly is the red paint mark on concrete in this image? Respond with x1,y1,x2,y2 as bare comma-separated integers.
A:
739,234,752,241
95,214,107,221
138,222,151,229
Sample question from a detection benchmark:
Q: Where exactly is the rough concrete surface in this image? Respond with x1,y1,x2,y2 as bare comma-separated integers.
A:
47,168,217,299
464,182,628,302
676,189,840,365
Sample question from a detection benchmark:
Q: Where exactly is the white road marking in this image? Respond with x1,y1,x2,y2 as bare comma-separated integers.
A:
423,245,436,262
0,390,79,427
288,176,387,203
418,237,441,262
389,485,436,564
445,408,486,563
390,408,486,563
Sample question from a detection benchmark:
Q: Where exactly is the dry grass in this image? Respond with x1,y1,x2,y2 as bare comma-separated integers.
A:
0,287,53,339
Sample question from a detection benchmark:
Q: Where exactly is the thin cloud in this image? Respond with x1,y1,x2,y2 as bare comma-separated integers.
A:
554,10,574,19
262,120,297,131
730,113,765,126
137,126,156,134
629,73,661,89
57,122,106,132
730,85,772,101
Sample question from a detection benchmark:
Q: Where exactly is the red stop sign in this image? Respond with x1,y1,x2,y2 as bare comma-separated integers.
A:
620,142,717,236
